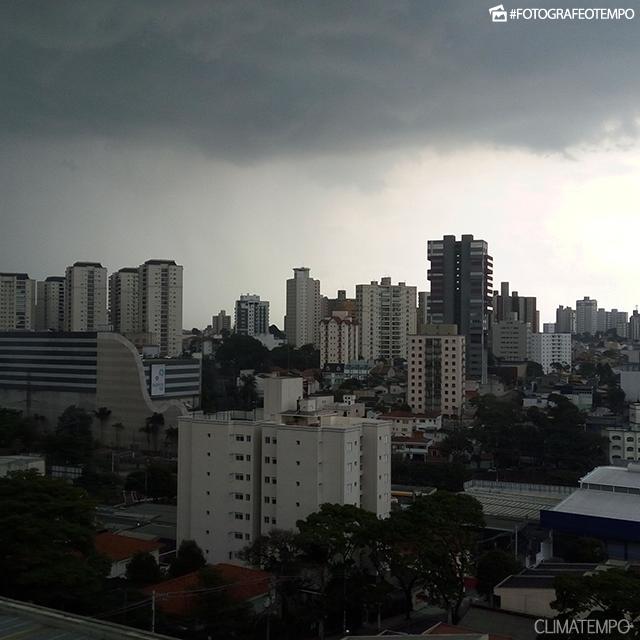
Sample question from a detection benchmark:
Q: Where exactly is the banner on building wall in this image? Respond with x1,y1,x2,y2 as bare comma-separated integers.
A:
150,364,166,396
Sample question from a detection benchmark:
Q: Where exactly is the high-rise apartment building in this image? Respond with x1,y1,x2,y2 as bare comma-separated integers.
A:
356,278,417,363
319,311,359,368
543,323,556,334
427,235,493,382
321,290,356,319
235,295,269,337
109,268,140,335
630,310,640,342
597,308,629,338
575,297,598,335
284,267,321,347
35,276,65,331
407,325,465,417
492,282,538,332
138,260,183,357
177,378,391,565
527,333,572,374
211,310,232,335
0,273,36,331
417,291,431,330
64,262,108,332
491,316,532,361
556,306,576,334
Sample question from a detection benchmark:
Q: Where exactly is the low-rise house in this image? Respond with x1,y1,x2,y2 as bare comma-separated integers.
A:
383,410,442,436
143,564,273,617
95,531,162,579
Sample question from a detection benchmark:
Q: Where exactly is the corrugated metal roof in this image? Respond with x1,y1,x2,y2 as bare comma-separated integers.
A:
581,465,640,490
550,488,640,522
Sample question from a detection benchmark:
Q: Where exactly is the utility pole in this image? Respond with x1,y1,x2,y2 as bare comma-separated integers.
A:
151,591,156,633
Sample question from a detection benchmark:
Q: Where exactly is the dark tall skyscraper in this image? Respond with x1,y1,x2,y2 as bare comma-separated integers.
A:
427,235,493,382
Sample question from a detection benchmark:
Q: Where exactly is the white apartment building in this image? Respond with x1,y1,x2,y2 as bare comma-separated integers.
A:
491,316,532,361
407,326,465,418
608,403,640,463
527,333,571,374
0,273,36,331
284,267,321,347
64,262,108,332
576,297,597,335
319,311,359,368
235,294,269,337
356,277,417,363
543,323,556,334
555,305,576,334
109,268,140,335
177,378,391,565
139,260,183,357
35,276,65,331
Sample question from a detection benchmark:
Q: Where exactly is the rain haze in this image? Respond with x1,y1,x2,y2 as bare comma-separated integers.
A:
2,0,640,327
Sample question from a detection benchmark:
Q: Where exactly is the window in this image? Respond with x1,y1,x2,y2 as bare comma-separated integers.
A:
273,458,277,464
245,534,251,540
235,435,245,442
206,510,210,515
247,454,252,461
265,477,270,483
245,514,250,520
264,496,270,504
296,440,301,445
296,461,300,466
247,435,252,442
207,452,211,456
272,477,277,484
296,481,301,486
234,473,244,480
264,516,269,523
245,494,251,500
235,513,243,520
234,532,243,539
235,454,244,461
235,493,243,500
265,456,270,463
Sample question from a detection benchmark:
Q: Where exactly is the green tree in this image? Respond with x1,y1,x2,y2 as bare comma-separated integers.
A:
125,463,176,500
215,334,269,373
0,471,109,612
440,428,474,463
126,551,162,585
0,408,40,451
169,539,206,578
476,550,522,598
409,492,484,623
552,568,640,624
140,412,165,451
237,374,258,411
46,405,95,465
74,470,123,503
93,406,111,444
111,421,125,448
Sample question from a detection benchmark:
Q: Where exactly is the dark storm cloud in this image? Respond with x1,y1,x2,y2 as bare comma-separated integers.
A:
2,0,640,158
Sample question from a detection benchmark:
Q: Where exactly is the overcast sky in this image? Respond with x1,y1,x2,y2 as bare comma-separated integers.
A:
2,1,640,328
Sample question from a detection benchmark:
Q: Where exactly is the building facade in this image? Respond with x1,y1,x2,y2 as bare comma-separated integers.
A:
65,262,108,332
318,312,359,368
356,277,417,363
575,297,597,335
407,325,466,417
0,273,36,331
139,260,183,357
235,295,269,337
284,267,321,347
630,311,640,342
491,317,532,361
109,268,140,335
35,276,65,331
527,333,572,374
427,235,492,382
177,410,391,564
555,305,576,334
211,310,232,335
492,282,538,333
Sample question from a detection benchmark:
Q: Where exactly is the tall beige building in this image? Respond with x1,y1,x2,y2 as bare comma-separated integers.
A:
491,315,532,361
319,311,359,368
407,325,465,417
284,267,321,347
109,268,140,336
356,277,417,362
64,262,108,332
35,276,65,331
0,273,36,330
139,259,183,357
177,378,391,565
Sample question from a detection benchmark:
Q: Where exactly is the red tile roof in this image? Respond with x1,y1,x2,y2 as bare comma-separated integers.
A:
385,410,440,419
95,532,162,562
143,564,272,617
425,621,512,640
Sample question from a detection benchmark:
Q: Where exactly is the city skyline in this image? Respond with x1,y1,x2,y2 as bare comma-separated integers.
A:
3,3,640,328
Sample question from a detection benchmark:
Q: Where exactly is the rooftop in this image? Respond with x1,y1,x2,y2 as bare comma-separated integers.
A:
580,464,640,490
547,487,640,523
0,597,172,640
95,532,162,562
